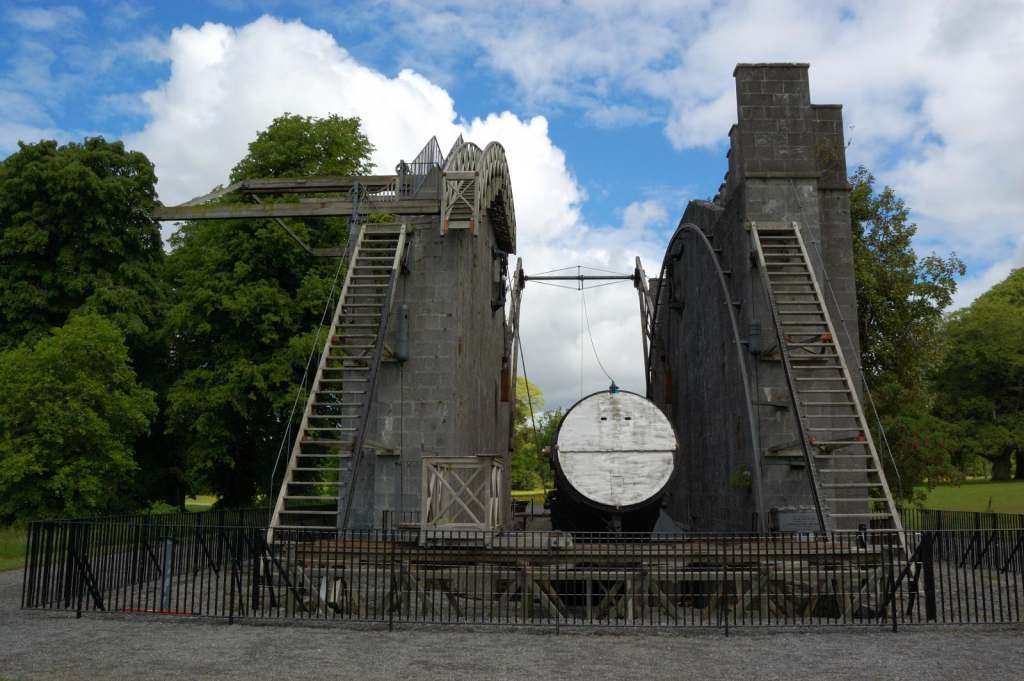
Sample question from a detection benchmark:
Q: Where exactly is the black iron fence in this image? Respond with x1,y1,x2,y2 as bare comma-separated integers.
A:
899,507,1024,575
21,515,1024,629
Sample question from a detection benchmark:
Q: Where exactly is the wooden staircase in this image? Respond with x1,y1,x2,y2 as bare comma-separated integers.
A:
751,221,903,539
269,223,408,538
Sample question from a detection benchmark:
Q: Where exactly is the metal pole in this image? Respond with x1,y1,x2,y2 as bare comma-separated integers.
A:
523,275,633,282
160,537,175,612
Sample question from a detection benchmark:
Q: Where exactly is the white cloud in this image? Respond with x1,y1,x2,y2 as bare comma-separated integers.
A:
372,0,1024,306
951,238,1024,310
0,122,69,153
585,104,657,129
127,15,657,408
128,17,460,205
6,5,84,32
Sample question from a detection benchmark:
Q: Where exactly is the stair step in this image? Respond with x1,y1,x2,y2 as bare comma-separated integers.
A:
802,411,860,417
286,480,345,486
819,468,878,474
271,524,336,530
279,510,338,515
829,513,893,518
300,439,354,446
295,453,347,458
284,495,338,501
821,483,885,488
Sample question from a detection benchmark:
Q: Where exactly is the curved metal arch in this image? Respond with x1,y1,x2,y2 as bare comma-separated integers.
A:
648,222,766,531
443,139,480,171
477,142,517,253
442,139,517,253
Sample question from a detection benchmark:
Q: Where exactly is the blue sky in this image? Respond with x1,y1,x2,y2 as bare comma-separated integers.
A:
3,0,1023,407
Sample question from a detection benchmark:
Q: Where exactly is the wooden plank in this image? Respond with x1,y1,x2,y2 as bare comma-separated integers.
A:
152,198,440,221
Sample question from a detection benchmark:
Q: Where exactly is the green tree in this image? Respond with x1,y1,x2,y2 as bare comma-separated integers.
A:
510,377,560,490
164,114,373,505
849,167,965,498
0,313,156,521
0,137,163,352
0,136,176,508
933,269,1024,480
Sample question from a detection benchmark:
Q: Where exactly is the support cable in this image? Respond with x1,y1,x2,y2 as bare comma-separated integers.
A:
579,268,584,400
267,247,348,507
516,327,540,438
806,235,905,499
581,287,616,386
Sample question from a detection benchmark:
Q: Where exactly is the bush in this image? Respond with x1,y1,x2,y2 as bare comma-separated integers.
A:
0,313,156,521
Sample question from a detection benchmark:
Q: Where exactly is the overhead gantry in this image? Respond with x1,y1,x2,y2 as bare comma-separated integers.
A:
153,136,517,256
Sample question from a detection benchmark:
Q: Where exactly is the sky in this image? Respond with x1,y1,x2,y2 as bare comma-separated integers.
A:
2,0,1023,409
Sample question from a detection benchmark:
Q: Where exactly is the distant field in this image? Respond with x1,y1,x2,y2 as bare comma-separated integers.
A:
915,480,1024,514
512,488,549,504
185,495,218,511
0,525,27,572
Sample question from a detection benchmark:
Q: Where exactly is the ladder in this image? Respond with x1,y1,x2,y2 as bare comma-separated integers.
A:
750,221,904,540
269,222,408,538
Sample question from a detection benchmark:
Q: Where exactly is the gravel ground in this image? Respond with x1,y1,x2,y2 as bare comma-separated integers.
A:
2,568,1023,681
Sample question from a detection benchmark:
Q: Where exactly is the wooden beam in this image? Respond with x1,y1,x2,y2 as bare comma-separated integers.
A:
239,175,401,194
152,198,440,221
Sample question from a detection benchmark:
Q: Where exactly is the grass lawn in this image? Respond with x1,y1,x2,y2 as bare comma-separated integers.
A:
185,494,218,512
915,479,1024,514
512,488,549,504
0,525,28,572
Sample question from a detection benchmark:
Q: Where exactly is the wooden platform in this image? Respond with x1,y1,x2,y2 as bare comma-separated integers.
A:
282,533,891,568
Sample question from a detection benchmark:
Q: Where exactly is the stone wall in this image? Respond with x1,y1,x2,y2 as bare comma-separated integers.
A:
651,64,862,532
344,219,512,528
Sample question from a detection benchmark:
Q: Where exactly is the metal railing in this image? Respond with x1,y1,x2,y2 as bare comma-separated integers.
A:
21,514,1024,629
899,507,1024,574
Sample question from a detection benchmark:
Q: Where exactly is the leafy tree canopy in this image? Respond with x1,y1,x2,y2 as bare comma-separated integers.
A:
0,137,163,352
165,113,373,505
511,377,559,490
229,113,373,181
933,269,1024,479
0,313,156,521
850,167,965,497
851,166,965,386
